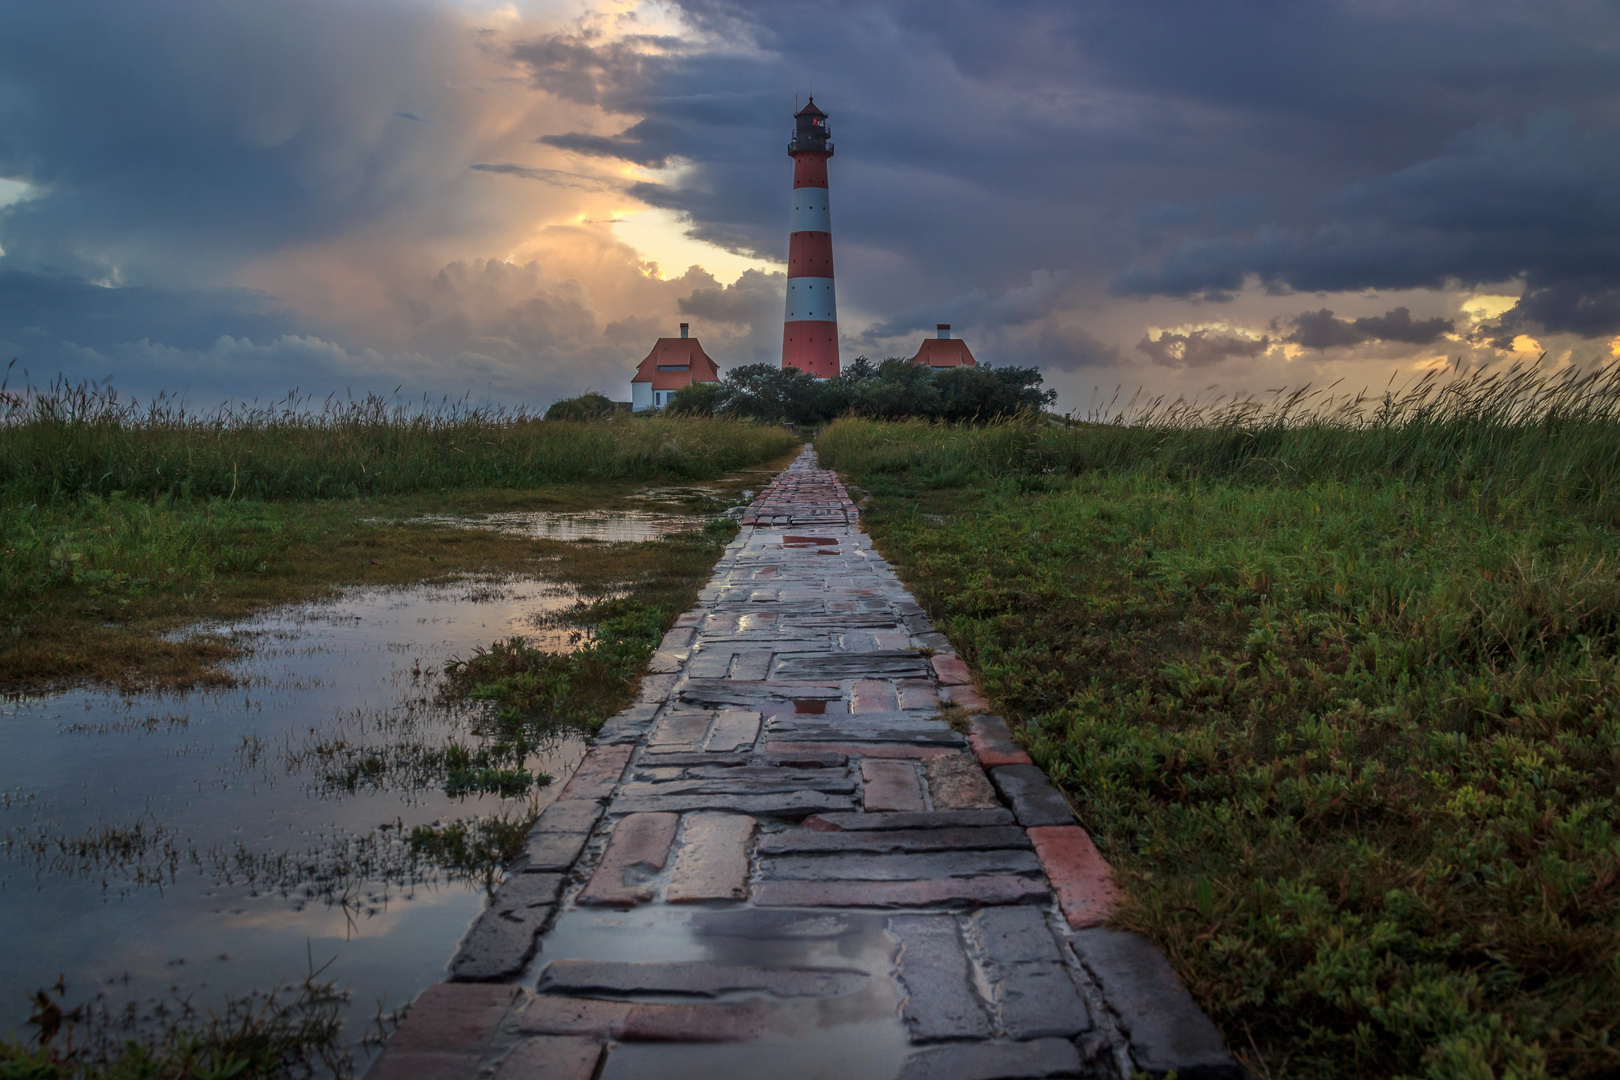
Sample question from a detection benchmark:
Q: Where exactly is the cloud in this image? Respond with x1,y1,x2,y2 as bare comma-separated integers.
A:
1026,323,1125,372
1137,328,1270,368
679,268,783,325
1282,307,1454,350
1114,112,1620,338
864,270,1076,341
0,0,503,285
468,162,624,191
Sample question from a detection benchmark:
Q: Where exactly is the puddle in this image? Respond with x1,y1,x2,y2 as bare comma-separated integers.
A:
0,576,588,1067
534,906,909,1080
397,510,706,542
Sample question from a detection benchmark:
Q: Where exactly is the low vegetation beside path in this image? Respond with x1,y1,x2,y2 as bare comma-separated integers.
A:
818,364,1620,1079
0,380,799,693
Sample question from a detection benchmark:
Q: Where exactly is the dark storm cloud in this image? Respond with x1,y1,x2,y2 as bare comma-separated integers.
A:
1282,307,1455,351
862,271,1075,342
1137,329,1270,369
1115,112,1620,339
0,267,354,402
0,0,473,283
467,162,623,191
539,121,686,168
0,270,294,355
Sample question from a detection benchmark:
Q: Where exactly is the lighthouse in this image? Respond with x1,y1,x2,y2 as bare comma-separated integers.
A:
781,98,839,378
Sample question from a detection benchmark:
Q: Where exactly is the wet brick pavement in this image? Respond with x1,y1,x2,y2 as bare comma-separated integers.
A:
369,448,1241,1080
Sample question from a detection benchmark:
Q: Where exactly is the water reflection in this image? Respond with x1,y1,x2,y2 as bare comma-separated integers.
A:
397,509,703,542
0,575,586,1065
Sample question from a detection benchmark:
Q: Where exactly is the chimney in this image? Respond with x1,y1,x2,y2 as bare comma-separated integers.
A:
680,323,689,339
937,324,950,340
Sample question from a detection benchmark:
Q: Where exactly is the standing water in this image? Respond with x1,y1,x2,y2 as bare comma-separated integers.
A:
0,513,702,1068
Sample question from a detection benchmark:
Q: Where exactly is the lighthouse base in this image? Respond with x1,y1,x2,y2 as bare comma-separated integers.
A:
782,321,840,379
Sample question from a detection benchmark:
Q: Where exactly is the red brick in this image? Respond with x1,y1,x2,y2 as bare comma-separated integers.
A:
621,1002,768,1042
667,813,756,902
1028,825,1121,929
930,654,973,686
513,995,629,1037
850,680,896,713
969,715,1033,768
942,685,991,711
385,983,519,1054
753,875,1049,908
491,1035,603,1079
577,812,679,907
555,745,633,802
861,759,926,812
765,741,957,760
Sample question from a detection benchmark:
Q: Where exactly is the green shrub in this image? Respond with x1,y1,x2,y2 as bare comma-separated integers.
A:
543,392,619,421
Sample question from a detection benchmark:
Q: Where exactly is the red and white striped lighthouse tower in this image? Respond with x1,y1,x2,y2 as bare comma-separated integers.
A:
782,98,839,378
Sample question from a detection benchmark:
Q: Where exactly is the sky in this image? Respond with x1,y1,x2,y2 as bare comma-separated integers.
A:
2,0,1618,413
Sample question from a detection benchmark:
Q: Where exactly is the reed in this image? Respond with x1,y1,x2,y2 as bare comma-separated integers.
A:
0,372,799,504
818,358,1620,520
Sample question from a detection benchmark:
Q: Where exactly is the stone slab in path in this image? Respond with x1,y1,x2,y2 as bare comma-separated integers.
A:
366,447,1236,1080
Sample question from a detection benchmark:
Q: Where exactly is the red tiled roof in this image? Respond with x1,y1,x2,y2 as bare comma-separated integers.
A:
631,338,722,391
911,338,977,368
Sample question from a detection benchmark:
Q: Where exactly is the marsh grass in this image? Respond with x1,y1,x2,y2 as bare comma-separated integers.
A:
442,520,738,740
825,358,1620,520
0,376,797,694
819,362,1620,1080
0,373,799,502
1,961,352,1079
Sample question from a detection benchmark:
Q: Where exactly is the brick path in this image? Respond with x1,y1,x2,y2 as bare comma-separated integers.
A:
369,448,1240,1080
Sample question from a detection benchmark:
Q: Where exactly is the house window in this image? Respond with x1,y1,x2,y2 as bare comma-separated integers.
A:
656,365,689,371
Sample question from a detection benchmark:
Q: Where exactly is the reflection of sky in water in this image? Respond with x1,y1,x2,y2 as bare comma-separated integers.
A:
537,907,910,1080
400,509,704,542
0,577,586,1063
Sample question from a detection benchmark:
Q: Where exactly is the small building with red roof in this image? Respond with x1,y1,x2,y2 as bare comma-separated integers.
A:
911,324,977,369
630,323,721,411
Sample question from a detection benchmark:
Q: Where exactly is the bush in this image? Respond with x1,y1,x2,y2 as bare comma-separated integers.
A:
664,380,726,417
543,392,619,421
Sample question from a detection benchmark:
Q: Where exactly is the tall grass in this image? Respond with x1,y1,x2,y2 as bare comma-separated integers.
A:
819,359,1620,519
0,375,800,504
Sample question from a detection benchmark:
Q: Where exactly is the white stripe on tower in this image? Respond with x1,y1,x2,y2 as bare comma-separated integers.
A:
784,278,838,321
782,96,839,379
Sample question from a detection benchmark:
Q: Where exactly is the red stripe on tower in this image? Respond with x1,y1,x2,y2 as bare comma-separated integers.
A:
782,97,839,378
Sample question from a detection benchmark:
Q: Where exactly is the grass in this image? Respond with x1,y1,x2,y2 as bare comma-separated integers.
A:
0,962,352,1080
817,363,1620,1080
0,379,797,694
1,374,799,502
